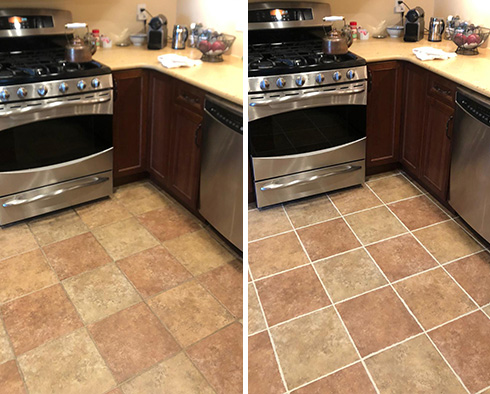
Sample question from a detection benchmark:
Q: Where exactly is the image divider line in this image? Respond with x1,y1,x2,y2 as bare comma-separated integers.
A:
281,201,382,394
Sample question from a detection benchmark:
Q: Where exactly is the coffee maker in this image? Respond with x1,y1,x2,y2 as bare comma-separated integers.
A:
404,6,425,42
147,14,167,50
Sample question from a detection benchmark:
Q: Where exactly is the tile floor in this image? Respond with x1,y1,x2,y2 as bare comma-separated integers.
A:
0,181,243,394
248,170,490,394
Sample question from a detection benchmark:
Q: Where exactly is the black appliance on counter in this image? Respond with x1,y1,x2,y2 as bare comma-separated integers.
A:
148,14,168,50
248,1,368,208
404,6,425,42
0,8,114,225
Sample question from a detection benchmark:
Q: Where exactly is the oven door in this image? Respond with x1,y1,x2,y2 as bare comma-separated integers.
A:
0,90,113,198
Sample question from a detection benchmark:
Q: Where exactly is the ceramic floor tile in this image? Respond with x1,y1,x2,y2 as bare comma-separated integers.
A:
187,323,243,394
445,251,490,306
297,218,360,261
113,182,172,215
365,335,467,394
270,308,358,389
389,195,449,230
0,321,14,364
121,352,214,394
88,303,180,383
366,234,437,281
92,217,159,260
429,312,490,393
249,232,309,279
414,221,482,263
329,184,382,215
248,331,285,394
1,285,82,355
365,170,400,181
18,328,116,394
344,206,406,245
199,260,243,318
117,246,192,299
248,206,292,241
248,284,266,335
75,197,132,229
484,305,490,317
62,263,141,324
337,287,421,357
283,195,338,228
0,223,38,261
43,233,112,280
367,174,421,203
0,360,26,394
149,280,234,347
138,205,202,242
292,363,376,394
315,248,387,302
28,209,88,246
394,268,475,330
0,249,57,303
256,266,330,326
163,229,234,276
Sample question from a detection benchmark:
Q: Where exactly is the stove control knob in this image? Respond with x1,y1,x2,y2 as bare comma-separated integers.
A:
0,89,10,101
332,71,342,82
91,78,101,89
276,78,286,88
77,80,87,91
259,80,270,90
37,85,48,97
315,74,325,84
346,70,356,80
295,76,306,86
17,87,28,99
59,82,69,93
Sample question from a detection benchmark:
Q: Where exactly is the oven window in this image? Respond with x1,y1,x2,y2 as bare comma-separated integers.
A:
249,105,366,157
0,115,112,172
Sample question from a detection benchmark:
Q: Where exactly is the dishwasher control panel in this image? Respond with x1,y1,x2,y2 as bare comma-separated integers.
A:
457,91,490,127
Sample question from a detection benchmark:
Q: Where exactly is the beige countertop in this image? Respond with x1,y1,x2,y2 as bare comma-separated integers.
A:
351,37,490,98
93,45,243,105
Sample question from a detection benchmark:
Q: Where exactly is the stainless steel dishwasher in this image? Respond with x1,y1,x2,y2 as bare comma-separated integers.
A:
199,95,243,251
449,87,490,242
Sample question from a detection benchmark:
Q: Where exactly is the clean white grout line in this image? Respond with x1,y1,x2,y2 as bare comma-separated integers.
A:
282,201,381,394
248,229,295,244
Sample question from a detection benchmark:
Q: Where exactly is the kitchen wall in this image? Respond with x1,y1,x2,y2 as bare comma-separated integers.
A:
176,0,244,57
1,0,178,40
434,0,490,27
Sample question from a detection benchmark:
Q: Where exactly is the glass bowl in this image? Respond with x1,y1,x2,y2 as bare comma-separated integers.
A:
451,26,490,55
196,33,236,62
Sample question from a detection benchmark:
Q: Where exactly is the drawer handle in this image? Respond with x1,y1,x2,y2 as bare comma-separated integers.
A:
446,115,454,139
434,85,451,96
194,123,202,147
182,93,200,104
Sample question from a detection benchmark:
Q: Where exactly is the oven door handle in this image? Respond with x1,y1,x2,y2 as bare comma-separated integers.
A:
2,176,109,208
259,165,362,191
250,86,365,107
0,95,111,118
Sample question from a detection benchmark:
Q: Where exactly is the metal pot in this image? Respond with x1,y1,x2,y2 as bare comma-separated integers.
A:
322,16,352,55
65,23,97,63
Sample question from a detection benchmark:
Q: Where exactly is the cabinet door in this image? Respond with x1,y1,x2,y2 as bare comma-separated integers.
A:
148,71,173,187
420,96,454,201
112,69,148,181
366,61,403,168
168,103,203,210
400,63,428,176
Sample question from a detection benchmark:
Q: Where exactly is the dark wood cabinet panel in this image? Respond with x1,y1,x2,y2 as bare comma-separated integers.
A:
400,63,428,176
112,69,148,181
148,72,173,187
366,61,403,168
420,96,454,200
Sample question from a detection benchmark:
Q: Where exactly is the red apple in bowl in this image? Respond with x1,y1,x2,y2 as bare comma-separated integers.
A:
198,40,210,52
453,33,466,46
466,34,482,45
211,41,227,52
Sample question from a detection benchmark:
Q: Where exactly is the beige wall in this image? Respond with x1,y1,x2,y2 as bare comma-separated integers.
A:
176,0,244,57
434,0,490,27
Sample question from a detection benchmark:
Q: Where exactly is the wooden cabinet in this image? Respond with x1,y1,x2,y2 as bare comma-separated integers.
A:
112,69,149,183
366,61,403,169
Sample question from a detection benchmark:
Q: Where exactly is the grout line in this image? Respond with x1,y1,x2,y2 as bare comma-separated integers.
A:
282,202,381,394
248,229,295,244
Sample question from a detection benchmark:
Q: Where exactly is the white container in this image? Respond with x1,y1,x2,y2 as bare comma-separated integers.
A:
129,33,146,46
387,25,404,38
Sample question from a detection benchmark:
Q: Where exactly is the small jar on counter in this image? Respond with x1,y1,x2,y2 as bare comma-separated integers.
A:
92,29,101,47
349,21,358,40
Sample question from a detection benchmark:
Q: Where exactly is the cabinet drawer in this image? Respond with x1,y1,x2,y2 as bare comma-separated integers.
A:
428,74,457,107
174,81,205,112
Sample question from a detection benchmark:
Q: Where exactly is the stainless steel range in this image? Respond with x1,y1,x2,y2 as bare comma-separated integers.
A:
0,9,113,225
248,1,368,208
